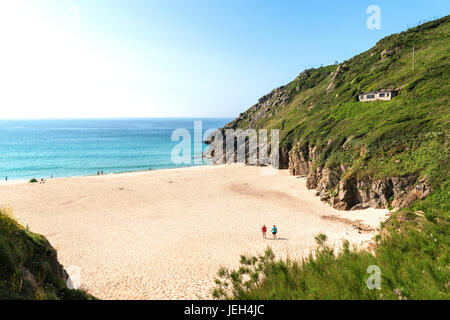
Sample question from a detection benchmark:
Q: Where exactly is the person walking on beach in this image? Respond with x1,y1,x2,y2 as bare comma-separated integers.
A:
272,225,278,240
262,224,267,239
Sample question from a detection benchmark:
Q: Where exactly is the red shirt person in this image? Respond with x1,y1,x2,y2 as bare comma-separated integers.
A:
262,225,267,239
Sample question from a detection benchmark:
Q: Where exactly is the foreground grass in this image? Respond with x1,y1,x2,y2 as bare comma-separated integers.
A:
0,207,94,300
213,182,449,300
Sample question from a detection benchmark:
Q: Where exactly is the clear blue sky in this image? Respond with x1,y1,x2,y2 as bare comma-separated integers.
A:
0,0,448,118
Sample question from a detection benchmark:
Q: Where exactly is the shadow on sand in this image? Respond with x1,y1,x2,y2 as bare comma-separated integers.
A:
265,238,288,241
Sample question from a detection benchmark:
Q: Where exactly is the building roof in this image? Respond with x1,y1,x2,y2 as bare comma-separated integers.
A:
359,89,398,95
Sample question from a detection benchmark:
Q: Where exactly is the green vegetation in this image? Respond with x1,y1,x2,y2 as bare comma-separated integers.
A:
0,207,94,300
230,16,449,186
214,16,449,300
214,200,449,299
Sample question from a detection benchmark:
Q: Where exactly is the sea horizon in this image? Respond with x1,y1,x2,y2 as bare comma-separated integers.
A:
0,118,232,181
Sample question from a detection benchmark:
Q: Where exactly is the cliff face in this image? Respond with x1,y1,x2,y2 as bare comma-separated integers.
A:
288,143,432,210
225,84,291,131
206,16,449,211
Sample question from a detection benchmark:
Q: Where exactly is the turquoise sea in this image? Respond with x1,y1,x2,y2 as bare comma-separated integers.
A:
0,118,231,180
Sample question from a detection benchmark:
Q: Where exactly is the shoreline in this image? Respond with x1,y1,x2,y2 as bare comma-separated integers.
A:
0,163,212,185
0,164,389,299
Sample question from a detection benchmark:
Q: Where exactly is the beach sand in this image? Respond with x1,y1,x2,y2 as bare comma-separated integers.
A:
0,164,389,300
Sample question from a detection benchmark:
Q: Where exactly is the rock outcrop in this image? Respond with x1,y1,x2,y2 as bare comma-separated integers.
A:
224,85,291,130
288,143,432,210
327,63,347,93
204,129,281,168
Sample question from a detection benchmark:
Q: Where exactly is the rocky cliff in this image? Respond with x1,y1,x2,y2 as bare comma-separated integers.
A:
288,142,432,210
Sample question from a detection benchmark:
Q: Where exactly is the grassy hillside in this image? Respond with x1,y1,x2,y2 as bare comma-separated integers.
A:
213,16,449,300
0,208,94,300
227,16,449,188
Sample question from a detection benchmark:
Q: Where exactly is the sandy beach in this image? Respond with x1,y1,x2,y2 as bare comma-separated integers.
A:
0,164,389,300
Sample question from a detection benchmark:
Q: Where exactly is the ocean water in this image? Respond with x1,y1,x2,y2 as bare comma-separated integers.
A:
0,118,231,180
